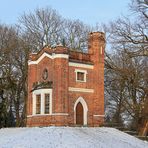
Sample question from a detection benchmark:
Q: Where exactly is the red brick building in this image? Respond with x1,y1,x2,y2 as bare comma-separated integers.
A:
27,32,105,127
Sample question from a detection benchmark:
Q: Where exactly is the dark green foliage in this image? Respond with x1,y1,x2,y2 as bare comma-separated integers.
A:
7,106,15,127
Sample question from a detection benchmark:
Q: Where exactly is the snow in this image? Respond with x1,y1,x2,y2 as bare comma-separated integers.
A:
0,127,148,148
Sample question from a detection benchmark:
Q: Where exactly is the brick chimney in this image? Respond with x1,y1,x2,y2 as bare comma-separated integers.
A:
88,32,105,63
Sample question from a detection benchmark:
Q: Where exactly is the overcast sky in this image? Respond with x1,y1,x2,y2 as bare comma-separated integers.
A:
0,0,131,26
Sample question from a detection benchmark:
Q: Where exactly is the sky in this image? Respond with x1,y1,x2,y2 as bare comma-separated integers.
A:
0,0,131,26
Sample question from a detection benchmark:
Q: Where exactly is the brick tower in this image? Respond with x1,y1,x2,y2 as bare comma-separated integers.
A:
27,32,105,127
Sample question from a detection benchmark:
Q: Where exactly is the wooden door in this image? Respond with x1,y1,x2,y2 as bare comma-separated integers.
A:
76,102,83,125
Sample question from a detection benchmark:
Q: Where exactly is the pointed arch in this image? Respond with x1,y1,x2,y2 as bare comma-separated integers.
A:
74,97,88,125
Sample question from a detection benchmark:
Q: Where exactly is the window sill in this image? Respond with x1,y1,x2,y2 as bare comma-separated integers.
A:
27,114,51,117
76,80,86,83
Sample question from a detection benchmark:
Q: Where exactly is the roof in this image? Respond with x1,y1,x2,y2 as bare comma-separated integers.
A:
29,45,93,65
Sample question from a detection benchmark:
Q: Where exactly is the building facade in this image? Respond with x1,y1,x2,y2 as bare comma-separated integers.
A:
27,32,105,127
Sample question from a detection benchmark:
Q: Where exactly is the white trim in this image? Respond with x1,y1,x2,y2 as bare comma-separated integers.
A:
28,52,69,65
74,97,88,125
41,93,44,114
75,69,88,74
27,115,33,118
69,62,94,69
27,113,68,118
53,54,69,59
93,115,105,117
32,89,52,115
27,114,50,117
50,90,52,115
32,93,36,115
75,69,87,82
51,113,69,116
69,87,94,93
100,46,103,55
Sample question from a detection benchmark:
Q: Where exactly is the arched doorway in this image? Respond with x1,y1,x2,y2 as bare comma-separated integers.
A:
76,102,83,125
74,97,88,126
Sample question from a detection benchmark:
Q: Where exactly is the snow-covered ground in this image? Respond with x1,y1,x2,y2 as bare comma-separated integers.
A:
0,127,147,148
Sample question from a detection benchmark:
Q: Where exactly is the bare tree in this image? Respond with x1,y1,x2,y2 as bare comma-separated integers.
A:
0,24,29,127
105,0,148,130
62,19,91,51
19,7,92,52
130,0,148,19
19,7,63,52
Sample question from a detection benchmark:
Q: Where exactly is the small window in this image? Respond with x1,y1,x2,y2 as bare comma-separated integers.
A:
77,72,85,81
44,94,50,114
36,94,41,114
75,69,87,82
42,68,48,80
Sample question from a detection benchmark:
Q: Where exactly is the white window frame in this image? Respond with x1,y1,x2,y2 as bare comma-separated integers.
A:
74,96,88,125
32,89,52,115
75,69,87,82
44,93,50,114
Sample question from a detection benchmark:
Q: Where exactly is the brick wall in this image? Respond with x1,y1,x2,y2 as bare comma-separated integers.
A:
27,32,105,127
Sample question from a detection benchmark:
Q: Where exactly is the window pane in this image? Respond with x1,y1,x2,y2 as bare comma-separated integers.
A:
77,72,84,81
44,94,50,114
36,94,41,114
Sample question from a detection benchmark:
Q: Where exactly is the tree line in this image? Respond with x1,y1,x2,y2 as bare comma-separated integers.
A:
0,0,147,132
105,0,148,131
